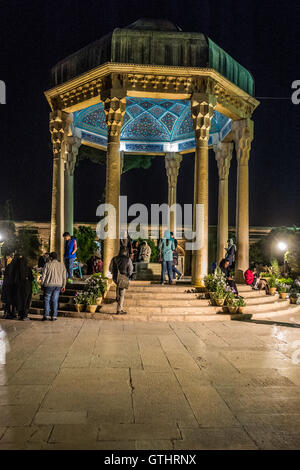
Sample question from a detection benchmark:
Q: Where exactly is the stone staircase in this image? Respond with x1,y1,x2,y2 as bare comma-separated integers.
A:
29,280,300,322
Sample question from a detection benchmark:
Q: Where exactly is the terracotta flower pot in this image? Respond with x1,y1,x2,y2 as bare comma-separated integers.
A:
238,307,245,314
269,287,277,296
215,298,225,307
228,306,238,314
75,304,84,312
290,297,297,304
86,305,97,313
279,292,287,299
96,297,102,306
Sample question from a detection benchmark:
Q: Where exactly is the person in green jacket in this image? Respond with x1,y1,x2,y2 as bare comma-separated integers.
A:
158,230,175,285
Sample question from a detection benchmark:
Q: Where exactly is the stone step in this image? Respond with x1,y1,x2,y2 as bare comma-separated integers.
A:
99,299,290,315
251,304,300,319
103,294,278,308
28,307,252,322
29,303,300,322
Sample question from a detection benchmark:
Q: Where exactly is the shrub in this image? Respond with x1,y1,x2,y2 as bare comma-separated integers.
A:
17,225,41,263
268,276,277,288
204,274,217,292
74,226,97,264
236,296,246,307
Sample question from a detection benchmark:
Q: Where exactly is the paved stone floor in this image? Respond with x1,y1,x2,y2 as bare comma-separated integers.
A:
0,313,300,450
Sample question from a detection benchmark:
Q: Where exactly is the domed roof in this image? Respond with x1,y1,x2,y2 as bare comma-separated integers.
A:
50,18,254,96
125,18,182,32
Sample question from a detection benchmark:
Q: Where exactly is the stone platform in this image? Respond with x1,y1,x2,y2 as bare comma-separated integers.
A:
29,280,300,322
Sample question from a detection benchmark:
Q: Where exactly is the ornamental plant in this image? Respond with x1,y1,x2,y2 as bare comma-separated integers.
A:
73,291,87,305
268,275,277,288
86,273,108,298
276,282,290,294
289,288,298,299
84,291,98,306
204,274,217,292
212,283,226,300
225,291,236,306
236,296,246,307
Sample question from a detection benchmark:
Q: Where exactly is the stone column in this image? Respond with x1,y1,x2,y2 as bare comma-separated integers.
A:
191,93,215,286
232,119,253,282
49,110,70,261
165,152,182,235
214,142,233,264
64,135,81,236
101,91,126,275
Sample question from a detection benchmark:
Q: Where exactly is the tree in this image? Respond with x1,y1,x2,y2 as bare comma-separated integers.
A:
16,225,41,263
74,226,97,264
0,220,17,257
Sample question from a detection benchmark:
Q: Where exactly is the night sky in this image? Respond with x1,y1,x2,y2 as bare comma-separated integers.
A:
0,0,299,227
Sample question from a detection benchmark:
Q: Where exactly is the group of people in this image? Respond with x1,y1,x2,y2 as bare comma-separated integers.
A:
109,231,183,315
1,232,77,321
214,239,273,297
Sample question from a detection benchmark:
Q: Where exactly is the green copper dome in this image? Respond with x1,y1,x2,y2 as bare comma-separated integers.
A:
51,18,254,96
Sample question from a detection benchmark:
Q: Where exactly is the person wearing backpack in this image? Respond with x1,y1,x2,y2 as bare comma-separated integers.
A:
109,247,133,315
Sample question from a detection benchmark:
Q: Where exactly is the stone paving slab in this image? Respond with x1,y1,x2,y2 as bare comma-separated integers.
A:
0,315,300,450
175,427,258,450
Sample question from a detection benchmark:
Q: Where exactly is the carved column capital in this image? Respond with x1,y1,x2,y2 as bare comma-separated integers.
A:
101,89,126,142
213,142,233,180
64,135,81,176
191,93,216,143
49,110,72,158
165,153,182,188
232,119,254,165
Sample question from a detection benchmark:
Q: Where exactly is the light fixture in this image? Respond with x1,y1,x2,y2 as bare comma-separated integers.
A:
278,241,287,251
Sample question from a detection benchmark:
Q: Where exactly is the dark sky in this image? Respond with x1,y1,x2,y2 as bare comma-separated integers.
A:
0,0,299,227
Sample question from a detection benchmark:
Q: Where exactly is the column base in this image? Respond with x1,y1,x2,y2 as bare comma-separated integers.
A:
235,269,246,284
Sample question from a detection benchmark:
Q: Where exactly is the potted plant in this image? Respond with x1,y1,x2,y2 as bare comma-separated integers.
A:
86,273,108,305
290,288,298,304
85,291,98,313
268,276,277,295
212,284,226,306
236,296,246,313
204,274,216,298
225,292,238,313
73,291,86,312
277,282,290,299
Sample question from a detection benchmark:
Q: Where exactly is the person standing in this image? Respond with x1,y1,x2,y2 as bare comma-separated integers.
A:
38,252,49,269
109,247,133,315
13,257,33,321
1,254,19,319
158,231,175,285
63,232,77,284
170,232,182,281
225,239,236,270
40,252,66,321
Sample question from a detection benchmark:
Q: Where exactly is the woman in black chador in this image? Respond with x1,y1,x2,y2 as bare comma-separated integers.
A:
12,257,33,321
1,255,19,318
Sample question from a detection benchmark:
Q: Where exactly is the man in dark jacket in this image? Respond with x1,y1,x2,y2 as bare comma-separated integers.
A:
109,247,133,315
